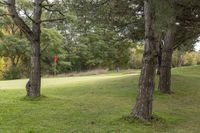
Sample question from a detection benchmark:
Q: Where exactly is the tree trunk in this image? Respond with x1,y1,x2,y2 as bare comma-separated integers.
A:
26,0,42,97
130,0,157,121
158,23,175,94
158,49,173,93
27,41,41,97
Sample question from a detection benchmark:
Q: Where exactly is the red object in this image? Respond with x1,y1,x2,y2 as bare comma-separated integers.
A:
53,55,59,62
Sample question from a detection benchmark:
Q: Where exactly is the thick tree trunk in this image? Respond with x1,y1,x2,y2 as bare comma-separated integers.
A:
158,23,175,94
158,49,173,93
130,0,157,121
26,0,42,97
26,41,41,97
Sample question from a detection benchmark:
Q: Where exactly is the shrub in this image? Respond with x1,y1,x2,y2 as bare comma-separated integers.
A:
128,46,143,69
3,67,21,80
172,50,184,67
182,52,199,66
0,58,7,79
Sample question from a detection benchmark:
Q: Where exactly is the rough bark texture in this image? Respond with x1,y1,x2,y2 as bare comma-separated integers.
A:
29,40,41,97
130,0,157,121
28,0,42,97
7,0,42,97
158,23,175,94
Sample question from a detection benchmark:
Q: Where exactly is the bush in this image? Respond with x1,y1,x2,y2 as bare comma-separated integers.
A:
182,52,199,66
128,46,143,69
0,58,7,79
3,67,21,80
172,51,200,67
172,50,184,67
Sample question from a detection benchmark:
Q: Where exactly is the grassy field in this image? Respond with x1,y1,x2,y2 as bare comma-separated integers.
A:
0,66,200,133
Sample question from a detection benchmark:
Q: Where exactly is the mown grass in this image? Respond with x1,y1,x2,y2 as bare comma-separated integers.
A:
0,66,200,133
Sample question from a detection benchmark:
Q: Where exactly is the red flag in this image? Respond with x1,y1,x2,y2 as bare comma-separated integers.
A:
53,55,59,62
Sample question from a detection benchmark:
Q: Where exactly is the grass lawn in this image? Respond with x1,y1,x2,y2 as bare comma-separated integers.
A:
0,66,200,133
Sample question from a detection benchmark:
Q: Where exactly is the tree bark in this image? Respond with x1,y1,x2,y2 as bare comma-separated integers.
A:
158,22,175,94
27,0,42,97
158,50,173,93
28,41,41,96
130,0,157,121
7,0,42,97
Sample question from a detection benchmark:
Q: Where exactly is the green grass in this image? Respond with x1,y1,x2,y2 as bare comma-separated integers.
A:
0,66,200,133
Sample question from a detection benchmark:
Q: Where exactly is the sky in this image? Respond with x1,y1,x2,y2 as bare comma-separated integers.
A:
194,37,200,51
195,42,200,51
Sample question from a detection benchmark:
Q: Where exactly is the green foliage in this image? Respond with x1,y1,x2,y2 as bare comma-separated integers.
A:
182,52,200,66
75,31,134,70
0,58,7,79
0,35,29,59
16,0,32,9
0,34,30,79
172,50,184,67
0,31,3,38
153,0,176,32
53,0,143,72
40,28,65,74
172,51,200,67
129,45,144,69
41,28,64,53
2,66,21,80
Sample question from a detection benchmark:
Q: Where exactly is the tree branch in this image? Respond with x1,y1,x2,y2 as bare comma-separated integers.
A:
0,0,9,5
42,5,65,16
40,17,66,23
23,9,36,23
7,0,34,41
0,13,11,17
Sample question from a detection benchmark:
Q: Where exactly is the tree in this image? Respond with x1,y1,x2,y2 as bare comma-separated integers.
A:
40,28,65,74
2,0,65,97
5,0,43,97
0,34,29,67
158,20,176,93
156,0,177,93
0,6,30,79
54,0,138,71
157,0,200,93
130,0,157,121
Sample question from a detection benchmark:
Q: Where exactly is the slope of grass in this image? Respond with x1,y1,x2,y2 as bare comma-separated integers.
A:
0,66,200,133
